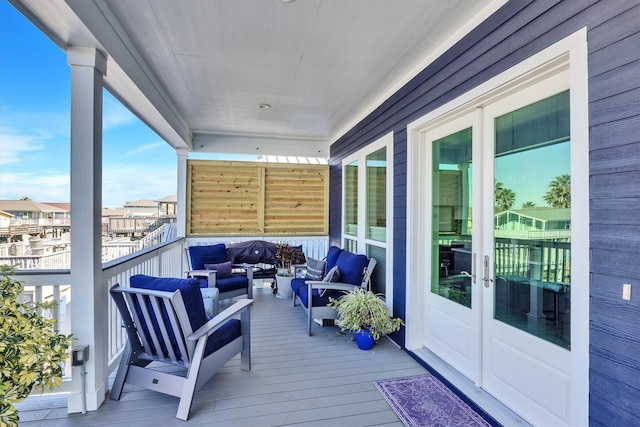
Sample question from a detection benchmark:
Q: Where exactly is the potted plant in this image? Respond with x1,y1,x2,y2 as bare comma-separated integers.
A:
274,243,306,299
329,287,403,350
0,265,73,426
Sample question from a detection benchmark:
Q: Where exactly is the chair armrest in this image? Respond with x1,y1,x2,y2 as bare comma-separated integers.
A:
187,269,216,279
188,299,253,342
304,281,361,292
231,263,255,271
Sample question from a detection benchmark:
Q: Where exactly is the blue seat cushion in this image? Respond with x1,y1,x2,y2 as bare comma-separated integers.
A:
205,318,241,356
297,284,342,308
325,246,342,271
290,277,307,296
335,251,369,286
188,244,228,269
215,275,248,293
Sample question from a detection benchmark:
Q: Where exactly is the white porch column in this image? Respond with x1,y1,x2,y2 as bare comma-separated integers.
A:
176,148,188,238
66,47,108,413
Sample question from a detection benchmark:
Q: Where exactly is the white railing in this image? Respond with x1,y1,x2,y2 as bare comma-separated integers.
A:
13,234,328,396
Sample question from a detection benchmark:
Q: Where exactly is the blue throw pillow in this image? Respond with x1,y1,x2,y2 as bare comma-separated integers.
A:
130,275,208,332
188,244,228,270
204,261,233,278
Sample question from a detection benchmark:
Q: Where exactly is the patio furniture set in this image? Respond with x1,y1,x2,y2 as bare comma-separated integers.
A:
109,240,376,420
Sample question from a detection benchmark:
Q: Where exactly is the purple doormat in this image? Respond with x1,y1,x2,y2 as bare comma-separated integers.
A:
374,375,493,427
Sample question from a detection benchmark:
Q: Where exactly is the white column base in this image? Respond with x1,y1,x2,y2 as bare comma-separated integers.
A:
67,381,106,414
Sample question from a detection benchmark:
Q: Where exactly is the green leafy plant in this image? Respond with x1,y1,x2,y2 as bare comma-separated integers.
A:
0,265,73,427
329,287,403,341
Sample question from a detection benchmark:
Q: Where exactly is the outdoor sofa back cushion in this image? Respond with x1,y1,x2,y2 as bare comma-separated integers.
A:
325,246,343,271
335,250,369,286
188,244,228,270
129,275,241,358
129,275,207,358
130,274,208,331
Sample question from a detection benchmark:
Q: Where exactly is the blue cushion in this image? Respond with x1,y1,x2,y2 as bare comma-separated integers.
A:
290,277,307,296
130,275,208,332
204,261,233,278
215,275,248,293
188,244,228,270
325,246,342,271
205,318,241,356
298,284,341,308
335,251,369,286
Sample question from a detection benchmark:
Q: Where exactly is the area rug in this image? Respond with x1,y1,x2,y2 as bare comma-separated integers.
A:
374,375,494,427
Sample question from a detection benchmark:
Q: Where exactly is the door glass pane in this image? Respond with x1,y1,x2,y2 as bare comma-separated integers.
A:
432,128,472,308
493,90,571,349
366,148,386,242
344,161,358,236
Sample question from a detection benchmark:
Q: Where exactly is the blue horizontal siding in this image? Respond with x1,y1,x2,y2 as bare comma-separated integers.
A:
329,1,640,424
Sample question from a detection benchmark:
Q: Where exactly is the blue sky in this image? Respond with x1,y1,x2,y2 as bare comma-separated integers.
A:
0,2,177,208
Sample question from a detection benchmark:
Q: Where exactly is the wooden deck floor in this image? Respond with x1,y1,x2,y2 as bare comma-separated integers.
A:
17,285,428,426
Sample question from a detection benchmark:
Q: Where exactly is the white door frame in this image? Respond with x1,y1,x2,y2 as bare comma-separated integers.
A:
405,29,589,426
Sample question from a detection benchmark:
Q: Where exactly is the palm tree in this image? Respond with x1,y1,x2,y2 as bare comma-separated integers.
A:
495,182,515,212
20,196,31,200
543,174,571,208
522,201,535,208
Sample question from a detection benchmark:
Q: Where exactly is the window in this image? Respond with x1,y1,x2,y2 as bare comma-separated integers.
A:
342,134,393,297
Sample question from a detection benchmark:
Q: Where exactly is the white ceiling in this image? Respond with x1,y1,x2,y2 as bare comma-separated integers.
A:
10,0,503,156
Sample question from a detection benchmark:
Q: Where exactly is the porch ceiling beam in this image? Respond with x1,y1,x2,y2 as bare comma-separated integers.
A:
65,0,192,150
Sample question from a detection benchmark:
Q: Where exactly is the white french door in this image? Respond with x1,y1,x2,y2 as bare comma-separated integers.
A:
418,69,579,426
480,72,572,426
423,111,481,384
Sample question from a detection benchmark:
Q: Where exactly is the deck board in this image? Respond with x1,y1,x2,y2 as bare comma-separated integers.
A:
17,285,425,426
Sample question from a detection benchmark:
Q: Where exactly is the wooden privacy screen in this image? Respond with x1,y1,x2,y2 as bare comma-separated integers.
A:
187,160,329,235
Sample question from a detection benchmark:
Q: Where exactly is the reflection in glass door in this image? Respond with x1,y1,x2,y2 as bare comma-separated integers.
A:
432,128,473,308
493,91,571,349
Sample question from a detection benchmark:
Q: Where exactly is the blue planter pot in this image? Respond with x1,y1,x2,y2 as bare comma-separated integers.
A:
355,330,375,350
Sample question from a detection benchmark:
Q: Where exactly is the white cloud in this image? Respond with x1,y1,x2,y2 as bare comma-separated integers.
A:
103,97,137,131
0,170,69,201
102,163,176,208
124,142,166,157
0,126,45,165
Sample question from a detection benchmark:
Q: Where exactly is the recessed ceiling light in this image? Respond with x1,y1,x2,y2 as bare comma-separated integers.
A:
258,103,272,109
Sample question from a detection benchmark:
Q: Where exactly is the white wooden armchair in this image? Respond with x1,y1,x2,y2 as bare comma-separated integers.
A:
109,275,252,421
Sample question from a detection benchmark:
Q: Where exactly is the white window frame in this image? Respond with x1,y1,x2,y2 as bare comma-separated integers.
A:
342,133,394,306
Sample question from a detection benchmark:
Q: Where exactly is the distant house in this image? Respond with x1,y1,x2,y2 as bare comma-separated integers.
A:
0,210,13,228
0,200,69,225
495,207,571,240
155,194,177,216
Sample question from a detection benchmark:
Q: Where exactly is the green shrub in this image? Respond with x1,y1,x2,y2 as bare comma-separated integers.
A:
0,265,73,427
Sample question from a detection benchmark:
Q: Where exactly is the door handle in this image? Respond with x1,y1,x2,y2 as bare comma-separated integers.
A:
460,253,477,284
482,255,493,288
